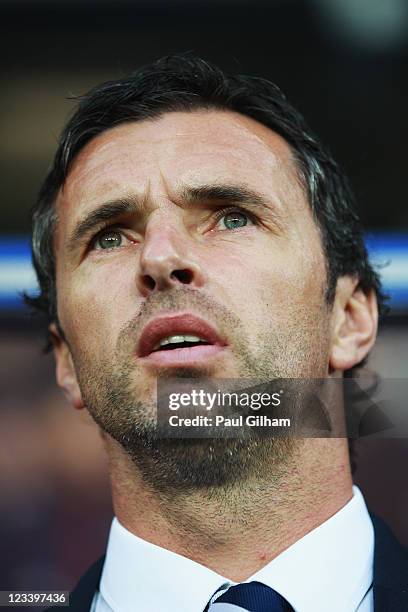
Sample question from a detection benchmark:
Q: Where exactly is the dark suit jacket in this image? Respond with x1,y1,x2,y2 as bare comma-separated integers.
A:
46,514,407,612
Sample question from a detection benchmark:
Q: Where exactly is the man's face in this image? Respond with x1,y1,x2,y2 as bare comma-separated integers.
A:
53,110,333,489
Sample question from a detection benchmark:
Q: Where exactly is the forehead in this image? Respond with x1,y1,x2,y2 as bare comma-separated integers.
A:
55,110,309,241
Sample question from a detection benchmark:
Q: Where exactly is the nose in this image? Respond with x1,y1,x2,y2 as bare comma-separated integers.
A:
136,215,206,297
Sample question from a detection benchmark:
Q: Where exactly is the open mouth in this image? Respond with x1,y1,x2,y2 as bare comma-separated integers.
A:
152,335,212,352
137,313,226,366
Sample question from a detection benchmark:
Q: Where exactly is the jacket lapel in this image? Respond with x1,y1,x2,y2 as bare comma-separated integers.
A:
70,555,106,611
45,555,105,612
371,514,408,611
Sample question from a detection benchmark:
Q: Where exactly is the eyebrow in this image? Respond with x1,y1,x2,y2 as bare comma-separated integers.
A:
180,183,271,210
67,183,278,254
67,197,142,254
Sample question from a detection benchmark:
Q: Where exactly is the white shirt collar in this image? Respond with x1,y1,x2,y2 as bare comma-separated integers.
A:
99,485,374,612
251,485,374,611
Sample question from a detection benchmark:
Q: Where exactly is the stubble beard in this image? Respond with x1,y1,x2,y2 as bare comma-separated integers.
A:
73,288,329,496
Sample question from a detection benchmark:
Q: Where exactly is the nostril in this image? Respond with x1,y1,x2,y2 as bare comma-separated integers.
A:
143,275,156,291
171,269,193,284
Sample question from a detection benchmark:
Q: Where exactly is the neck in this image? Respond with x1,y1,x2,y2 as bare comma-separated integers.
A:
105,437,353,581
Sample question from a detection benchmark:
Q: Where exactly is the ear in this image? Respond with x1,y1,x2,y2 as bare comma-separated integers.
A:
49,323,85,410
329,277,378,372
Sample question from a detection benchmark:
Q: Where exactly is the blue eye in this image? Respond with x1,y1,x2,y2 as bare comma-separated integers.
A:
95,230,123,249
220,210,250,230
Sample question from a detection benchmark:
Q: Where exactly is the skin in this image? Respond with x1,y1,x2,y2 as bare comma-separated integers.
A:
50,110,378,580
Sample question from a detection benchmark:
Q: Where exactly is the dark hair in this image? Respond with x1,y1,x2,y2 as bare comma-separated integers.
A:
25,53,388,355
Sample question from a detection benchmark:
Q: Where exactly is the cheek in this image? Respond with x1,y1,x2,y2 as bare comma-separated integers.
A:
57,262,138,353
209,236,327,323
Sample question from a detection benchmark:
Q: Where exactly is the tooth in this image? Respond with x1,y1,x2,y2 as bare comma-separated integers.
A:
153,334,206,351
152,339,168,351
167,335,186,344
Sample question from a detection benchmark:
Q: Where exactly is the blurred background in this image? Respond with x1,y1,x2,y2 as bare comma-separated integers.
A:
0,0,407,603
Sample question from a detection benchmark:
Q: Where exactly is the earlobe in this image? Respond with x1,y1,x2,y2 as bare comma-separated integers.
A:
329,278,378,372
49,323,85,410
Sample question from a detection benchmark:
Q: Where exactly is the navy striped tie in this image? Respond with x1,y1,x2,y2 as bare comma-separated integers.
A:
206,581,294,611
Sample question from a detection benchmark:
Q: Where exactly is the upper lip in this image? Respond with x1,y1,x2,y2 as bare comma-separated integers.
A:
137,313,226,357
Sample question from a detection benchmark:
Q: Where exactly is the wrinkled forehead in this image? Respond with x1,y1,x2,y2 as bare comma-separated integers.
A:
60,110,301,195
55,110,312,249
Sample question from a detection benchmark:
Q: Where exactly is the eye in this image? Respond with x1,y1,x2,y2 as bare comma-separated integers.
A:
215,208,255,231
93,229,124,250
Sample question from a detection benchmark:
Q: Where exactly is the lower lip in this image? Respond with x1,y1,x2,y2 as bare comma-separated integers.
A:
140,344,225,367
